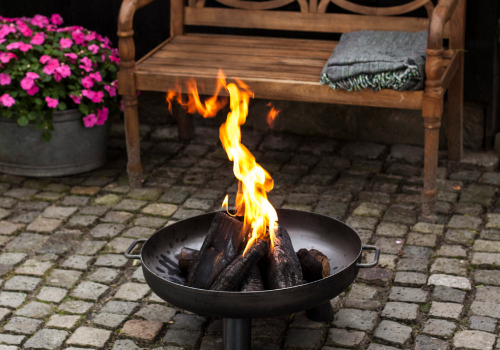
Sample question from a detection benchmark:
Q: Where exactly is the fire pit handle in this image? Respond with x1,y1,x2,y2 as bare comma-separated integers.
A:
356,245,380,268
124,238,147,260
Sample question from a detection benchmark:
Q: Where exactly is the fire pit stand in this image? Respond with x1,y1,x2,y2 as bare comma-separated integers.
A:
124,209,379,350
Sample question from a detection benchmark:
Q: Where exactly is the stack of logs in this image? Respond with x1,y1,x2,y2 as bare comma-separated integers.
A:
178,212,330,291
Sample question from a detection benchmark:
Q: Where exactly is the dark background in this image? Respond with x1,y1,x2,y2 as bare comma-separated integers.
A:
1,0,499,147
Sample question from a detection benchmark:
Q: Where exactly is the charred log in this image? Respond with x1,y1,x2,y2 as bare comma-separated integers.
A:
296,249,330,282
211,239,269,291
264,224,303,289
178,247,199,274
240,265,264,292
186,212,246,289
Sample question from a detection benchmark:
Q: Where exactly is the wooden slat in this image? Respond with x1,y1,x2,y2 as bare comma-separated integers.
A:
143,57,323,74
440,52,459,91
328,0,431,16
151,50,328,68
161,42,333,59
134,72,423,109
177,34,337,52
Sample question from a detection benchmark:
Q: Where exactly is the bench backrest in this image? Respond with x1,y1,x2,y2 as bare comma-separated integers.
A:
172,0,453,39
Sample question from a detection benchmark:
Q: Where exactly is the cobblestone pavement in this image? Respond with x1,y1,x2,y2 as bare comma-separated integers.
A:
0,122,500,350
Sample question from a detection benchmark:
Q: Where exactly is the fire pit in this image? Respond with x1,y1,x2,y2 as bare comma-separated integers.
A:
124,208,379,350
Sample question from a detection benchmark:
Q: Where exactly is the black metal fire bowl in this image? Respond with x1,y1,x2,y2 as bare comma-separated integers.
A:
124,209,379,350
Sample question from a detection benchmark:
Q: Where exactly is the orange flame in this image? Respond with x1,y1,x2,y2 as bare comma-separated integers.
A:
167,70,278,253
266,103,280,129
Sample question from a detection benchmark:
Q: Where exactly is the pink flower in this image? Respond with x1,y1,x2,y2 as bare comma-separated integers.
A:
0,94,15,107
31,15,49,28
85,32,96,41
20,77,34,90
88,44,99,54
30,33,45,45
70,94,82,104
45,96,59,108
43,59,60,75
91,90,104,103
27,86,39,96
79,57,93,72
0,24,16,38
50,14,63,25
59,38,73,49
0,39,5,44
55,65,71,79
83,113,97,127
18,43,32,52
64,53,77,63
6,42,20,50
40,55,51,64
16,20,32,36
82,89,95,101
72,30,85,45
89,71,102,82
26,72,39,79
109,54,120,64
0,52,17,63
81,76,94,88
104,84,116,97
0,73,11,86
96,106,108,125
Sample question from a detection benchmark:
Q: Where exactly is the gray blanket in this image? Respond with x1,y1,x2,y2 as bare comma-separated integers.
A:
321,30,427,91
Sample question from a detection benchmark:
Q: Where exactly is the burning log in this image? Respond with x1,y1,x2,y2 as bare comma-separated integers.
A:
186,212,246,289
240,265,264,291
178,247,199,274
211,239,269,291
296,249,330,282
264,224,303,289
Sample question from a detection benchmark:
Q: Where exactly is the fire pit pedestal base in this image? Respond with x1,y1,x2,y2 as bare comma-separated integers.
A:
223,318,251,350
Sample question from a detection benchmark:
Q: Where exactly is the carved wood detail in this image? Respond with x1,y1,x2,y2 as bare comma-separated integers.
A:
320,0,431,15
194,0,307,12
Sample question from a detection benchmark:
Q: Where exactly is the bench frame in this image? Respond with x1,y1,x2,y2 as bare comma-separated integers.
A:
117,0,466,216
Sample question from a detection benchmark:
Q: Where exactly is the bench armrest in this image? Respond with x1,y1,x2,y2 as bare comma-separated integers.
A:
118,0,157,36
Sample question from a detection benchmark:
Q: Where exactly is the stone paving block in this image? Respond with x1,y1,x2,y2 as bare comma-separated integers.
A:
388,286,428,303
106,237,135,254
396,258,428,272
134,216,167,228
141,203,178,217
453,330,496,350
80,205,110,216
75,241,106,255
87,268,119,284
172,208,205,221
346,216,378,231
414,335,448,350
446,228,477,246
131,268,145,283
394,272,427,285
460,183,497,207
357,268,393,286
469,316,497,333
326,328,366,348
412,222,445,235
93,313,128,329
46,269,82,288
70,186,100,196
4,276,40,291
58,300,93,314
66,327,111,348
381,302,419,320
375,223,408,237
476,286,500,303
0,253,26,265
94,194,121,207
114,199,147,212
0,292,26,308
347,284,378,300
472,253,500,267
71,281,109,301
94,254,128,268
0,308,10,322
101,211,134,224
406,232,437,247
366,344,399,350
448,215,482,231
432,286,466,303
289,312,327,330
475,270,500,286
42,206,78,220
0,221,24,235
422,318,456,338
436,245,467,257
352,202,386,218
4,317,42,334
61,255,93,271
66,215,98,228
480,229,500,241
114,282,150,301
135,304,176,323
284,328,323,350
427,274,471,290
24,329,68,350
333,309,378,331
14,301,52,318
111,339,141,350
46,314,81,330
486,213,500,229
471,301,500,318
127,188,163,201
473,240,500,253
15,259,52,276
100,301,138,315
169,314,207,331
373,320,411,346
430,258,468,276
4,189,38,200
60,196,90,207
122,320,163,341
0,334,25,345
429,302,463,320
6,233,47,253
26,217,62,233
121,226,155,239
454,202,483,217
372,237,404,255
90,223,125,239
36,287,67,303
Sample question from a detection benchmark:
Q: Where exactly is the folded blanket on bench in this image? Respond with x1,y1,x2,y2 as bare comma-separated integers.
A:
321,30,427,92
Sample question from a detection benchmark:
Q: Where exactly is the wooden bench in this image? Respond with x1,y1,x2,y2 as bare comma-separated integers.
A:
117,0,466,216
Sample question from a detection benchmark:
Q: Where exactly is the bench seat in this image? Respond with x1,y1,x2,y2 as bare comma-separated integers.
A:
135,34,458,110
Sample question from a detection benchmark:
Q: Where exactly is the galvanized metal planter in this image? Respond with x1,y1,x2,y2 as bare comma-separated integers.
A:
0,109,110,177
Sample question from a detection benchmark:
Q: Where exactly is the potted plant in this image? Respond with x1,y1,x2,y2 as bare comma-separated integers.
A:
0,14,120,177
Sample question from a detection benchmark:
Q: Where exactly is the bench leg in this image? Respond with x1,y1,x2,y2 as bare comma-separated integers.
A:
446,54,464,161
123,94,143,188
174,96,194,142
